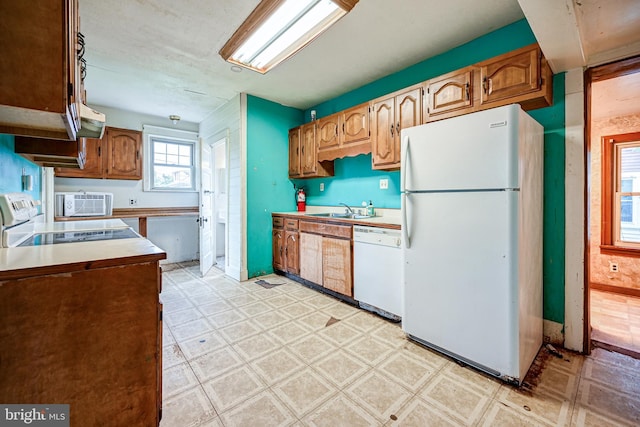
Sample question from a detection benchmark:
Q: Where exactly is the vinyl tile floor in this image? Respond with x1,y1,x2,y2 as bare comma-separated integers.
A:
590,289,640,355
159,262,640,426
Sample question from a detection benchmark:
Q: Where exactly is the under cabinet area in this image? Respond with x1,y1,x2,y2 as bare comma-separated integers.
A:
55,127,143,180
273,214,353,298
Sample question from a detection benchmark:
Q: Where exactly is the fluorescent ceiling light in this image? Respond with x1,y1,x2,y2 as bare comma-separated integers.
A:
220,0,359,74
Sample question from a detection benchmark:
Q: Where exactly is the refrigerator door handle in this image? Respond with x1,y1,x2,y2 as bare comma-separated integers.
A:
402,136,410,193
402,192,411,249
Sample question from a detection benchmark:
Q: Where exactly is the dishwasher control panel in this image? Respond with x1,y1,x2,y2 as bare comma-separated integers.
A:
353,226,401,247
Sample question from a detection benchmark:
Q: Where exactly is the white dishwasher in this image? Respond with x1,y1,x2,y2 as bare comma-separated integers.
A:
353,225,403,321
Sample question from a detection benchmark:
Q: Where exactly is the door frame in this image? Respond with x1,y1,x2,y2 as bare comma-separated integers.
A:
210,129,230,272
584,54,640,354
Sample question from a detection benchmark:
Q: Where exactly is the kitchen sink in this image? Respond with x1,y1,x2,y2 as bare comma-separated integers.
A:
304,212,373,219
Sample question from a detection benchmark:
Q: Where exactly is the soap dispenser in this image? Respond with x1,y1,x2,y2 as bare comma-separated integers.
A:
367,200,375,216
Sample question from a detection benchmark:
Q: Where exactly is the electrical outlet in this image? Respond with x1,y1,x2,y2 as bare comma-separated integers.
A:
379,178,389,189
320,183,324,192
609,262,619,273
129,198,137,206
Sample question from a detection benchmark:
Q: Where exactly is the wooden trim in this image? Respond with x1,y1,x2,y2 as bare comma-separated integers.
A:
589,54,640,83
219,0,285,60
0,254,166,281
590,281,640,297
592,340,640,360
112,207,199,218
600,132,640,246
599,245,640,258
332,0,359,11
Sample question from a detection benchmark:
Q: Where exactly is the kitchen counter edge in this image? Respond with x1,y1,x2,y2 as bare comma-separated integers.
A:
272,212,401,230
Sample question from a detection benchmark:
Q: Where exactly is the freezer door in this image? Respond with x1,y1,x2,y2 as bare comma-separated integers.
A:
402,190,519,378
401,104,521,192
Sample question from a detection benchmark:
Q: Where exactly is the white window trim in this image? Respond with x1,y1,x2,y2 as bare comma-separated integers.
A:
142,125,199,192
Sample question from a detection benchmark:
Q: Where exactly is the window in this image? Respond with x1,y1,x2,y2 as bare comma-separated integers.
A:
143,125,198,192
219,0,358,74
602,132,640,251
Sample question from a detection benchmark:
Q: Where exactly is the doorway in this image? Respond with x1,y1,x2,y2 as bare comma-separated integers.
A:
212,138,228,271
586,56,640,358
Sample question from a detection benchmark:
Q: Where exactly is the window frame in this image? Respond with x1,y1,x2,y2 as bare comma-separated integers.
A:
601,131,640,256
142,125,199,193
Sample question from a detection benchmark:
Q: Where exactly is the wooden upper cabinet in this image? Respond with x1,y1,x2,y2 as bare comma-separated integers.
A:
371,97,396,169
300,122,317,175
479,45,540,105
106,127,142,179
55,137,103,177
372,85,422,170
54,127,142,180
0,0,81,140
317,103,371,162
427,68,473,118
288,127,302,178
317,114,341,153
341,103,370,146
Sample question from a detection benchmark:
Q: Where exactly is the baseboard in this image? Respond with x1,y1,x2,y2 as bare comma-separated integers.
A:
543,319,564,346
590,282,640,297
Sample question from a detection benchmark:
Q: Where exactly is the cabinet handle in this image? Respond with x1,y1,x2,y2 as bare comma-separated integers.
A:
98,146,101,156
396,122,400,135
136,150,140,160
341,123,344,136
390,124,394,137
482,77,488,94
465,82,470,100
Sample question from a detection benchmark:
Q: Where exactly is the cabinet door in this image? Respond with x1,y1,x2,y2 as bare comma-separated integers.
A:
341,103,369,145
105,128,142,180
371,97,396,169
480,47,539,105
288,127,302,177
317,114,340,152
428,69,472,116
285,231,299,275
272,229,285,271
55,137,104,178
300,122,317,175
322,238,352,297
300,232,323,284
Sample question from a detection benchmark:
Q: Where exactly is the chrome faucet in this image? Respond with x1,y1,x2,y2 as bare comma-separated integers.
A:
339,203,355,215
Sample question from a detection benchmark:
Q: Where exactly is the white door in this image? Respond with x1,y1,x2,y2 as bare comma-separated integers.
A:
199,138,214,276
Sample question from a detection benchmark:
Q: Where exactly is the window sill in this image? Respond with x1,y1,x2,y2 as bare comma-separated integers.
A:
600,245,640,258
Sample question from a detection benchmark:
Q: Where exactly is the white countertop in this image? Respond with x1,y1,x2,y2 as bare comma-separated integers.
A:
273,206,402,227
35,218,129,233
0,235,165,276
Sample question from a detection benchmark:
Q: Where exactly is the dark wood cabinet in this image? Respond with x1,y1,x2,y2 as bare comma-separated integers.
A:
14,136,86,168
288,127,302,178
288,123,333,178
0,0,81,140
317,103,371,162
55,127,142,180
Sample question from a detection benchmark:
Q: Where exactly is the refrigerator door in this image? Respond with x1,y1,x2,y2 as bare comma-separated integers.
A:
402,189,519,379
401,104,521,192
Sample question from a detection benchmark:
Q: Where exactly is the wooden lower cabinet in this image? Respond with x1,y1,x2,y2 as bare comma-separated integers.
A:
272,216,300,275
300,232,323,284
0,259,164,426
322,237,352,296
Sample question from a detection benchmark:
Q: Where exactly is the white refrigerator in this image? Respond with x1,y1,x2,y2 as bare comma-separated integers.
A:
401,104,543,385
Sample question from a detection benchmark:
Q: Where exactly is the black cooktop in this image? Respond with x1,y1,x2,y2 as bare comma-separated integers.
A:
19,228,140,246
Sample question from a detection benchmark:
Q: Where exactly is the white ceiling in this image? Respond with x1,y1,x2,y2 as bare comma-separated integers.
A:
80,0,640,124
592,72,640,121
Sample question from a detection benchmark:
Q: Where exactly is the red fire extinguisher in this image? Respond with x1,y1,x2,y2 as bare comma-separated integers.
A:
297,188,306,212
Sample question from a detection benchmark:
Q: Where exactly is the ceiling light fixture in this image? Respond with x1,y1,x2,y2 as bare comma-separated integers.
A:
169,115,181,124
220,0,358,74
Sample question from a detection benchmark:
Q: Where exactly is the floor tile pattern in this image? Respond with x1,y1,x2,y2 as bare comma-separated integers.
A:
160,262,640,426
590,289,640,355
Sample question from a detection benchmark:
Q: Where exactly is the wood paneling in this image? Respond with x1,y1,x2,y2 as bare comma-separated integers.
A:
0,260,163,426
322,237,352,297
300,232,323,284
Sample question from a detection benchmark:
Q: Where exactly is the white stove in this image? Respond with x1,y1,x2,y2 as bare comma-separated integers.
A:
0,193,138,248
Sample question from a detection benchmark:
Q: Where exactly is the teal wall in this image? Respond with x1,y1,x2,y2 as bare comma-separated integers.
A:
246,95,303,277
247,18,567,327
0,134,41,199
